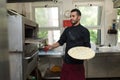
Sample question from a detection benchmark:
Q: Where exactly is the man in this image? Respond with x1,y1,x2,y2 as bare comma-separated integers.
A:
47,8,91,80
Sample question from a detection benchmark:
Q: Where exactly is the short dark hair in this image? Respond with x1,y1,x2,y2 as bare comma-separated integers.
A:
71,8,81,16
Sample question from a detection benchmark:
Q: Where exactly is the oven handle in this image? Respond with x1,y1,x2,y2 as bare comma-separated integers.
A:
24,51,38,60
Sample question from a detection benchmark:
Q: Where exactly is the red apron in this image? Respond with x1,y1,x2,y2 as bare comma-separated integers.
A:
60,63,85,80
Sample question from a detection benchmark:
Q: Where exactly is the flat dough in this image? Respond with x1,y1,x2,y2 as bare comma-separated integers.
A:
68,46,95,60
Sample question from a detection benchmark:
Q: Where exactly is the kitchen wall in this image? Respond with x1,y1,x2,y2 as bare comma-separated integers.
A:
104,0,117,46
6,0,118,78
7,0,118,46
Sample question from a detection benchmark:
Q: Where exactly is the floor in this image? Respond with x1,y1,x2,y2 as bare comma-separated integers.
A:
86,78,120,80
42,78,120,80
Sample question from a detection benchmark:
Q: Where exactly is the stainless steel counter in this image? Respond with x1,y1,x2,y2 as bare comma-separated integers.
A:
38,50,120,79
95,50,120,56
38,49,120,56
85,50,120,78
96,49,120,53
38,50,64,57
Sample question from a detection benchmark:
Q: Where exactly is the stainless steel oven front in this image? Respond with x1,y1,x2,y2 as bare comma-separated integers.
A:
8,11,39,80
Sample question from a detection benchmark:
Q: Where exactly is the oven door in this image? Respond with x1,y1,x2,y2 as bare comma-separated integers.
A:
23,51,38,80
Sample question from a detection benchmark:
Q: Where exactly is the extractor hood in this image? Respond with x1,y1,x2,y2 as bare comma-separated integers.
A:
113,0,120,8
7,0,53,3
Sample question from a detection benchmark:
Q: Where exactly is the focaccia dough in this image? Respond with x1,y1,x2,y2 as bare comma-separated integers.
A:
68,46,95,60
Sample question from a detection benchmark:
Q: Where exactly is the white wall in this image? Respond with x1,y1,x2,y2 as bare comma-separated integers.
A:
7,3,32,19
61,0,117,46
104,0,117,46
7,0,118,46
61,0,118,46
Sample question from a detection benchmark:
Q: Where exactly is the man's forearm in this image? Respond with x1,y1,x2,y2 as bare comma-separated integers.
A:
51,42,60,49
48,42,60,50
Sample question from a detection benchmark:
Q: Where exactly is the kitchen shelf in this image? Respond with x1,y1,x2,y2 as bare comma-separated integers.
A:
43,68,60,79
38,49,63,79
25,38,46,44
107,29,117,34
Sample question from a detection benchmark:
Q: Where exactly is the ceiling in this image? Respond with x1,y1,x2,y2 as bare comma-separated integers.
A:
7,0,53,3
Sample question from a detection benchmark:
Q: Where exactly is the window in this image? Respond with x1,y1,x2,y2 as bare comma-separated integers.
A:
74,3,103,44
35,7,59,27
37,30,60,44
117,8,120,42
33,5,61,44
118,29,120,42
89,29,101,44
78,6,102,27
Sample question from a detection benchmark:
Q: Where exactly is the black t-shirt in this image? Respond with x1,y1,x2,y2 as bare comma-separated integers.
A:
58,24,91,64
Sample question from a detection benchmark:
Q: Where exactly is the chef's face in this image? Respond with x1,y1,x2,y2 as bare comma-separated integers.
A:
70,11,80,26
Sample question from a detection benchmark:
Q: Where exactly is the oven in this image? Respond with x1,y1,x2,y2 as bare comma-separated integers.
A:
8,10,40,80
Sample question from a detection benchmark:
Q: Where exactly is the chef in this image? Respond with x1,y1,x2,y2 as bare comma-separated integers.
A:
46,8,91,80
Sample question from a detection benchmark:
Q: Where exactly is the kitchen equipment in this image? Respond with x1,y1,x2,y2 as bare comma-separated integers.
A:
43,46,49,52
68,46,95,60
98,46,112,52
116,42,120,50
8,10,45,80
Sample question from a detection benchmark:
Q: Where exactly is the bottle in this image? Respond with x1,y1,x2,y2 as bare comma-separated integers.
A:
32,76,36,80
112,19,116,30
108,43,111,47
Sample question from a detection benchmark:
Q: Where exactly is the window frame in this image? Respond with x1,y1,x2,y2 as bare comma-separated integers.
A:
32,2,63,30
32,2,63,44
73,1,104,44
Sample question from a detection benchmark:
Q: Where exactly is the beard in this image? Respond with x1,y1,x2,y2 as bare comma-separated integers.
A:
71,20,79,26
70,17,80,26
